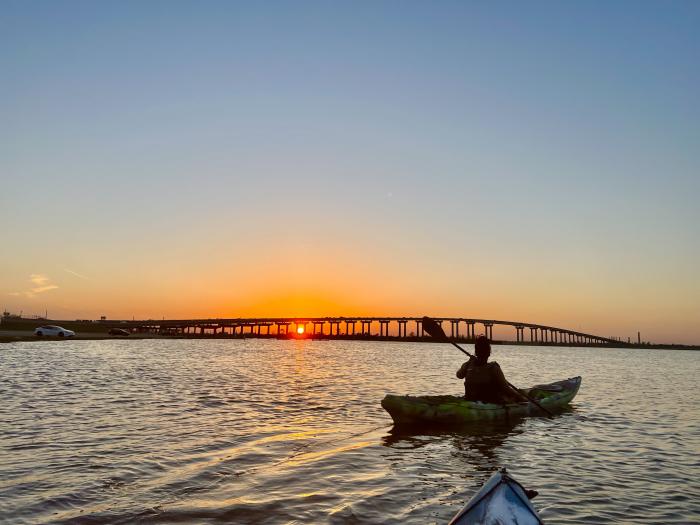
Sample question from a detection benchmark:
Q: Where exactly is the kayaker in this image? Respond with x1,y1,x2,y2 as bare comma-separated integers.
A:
456,336,523,404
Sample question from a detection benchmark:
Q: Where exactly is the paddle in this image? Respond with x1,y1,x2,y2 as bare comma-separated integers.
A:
421,316,553,418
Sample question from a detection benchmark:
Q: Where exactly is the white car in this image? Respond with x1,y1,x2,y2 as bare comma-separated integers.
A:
34,325,76,337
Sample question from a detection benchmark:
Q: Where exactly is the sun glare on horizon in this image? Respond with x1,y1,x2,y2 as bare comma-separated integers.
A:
297,325,305,335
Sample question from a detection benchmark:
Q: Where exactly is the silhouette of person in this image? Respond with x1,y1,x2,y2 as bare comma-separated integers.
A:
456,336,523,404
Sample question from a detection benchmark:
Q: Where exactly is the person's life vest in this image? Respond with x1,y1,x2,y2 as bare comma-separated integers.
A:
462,360,507,404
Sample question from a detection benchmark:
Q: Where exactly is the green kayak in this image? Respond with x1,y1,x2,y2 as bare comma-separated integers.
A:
382,376,581,426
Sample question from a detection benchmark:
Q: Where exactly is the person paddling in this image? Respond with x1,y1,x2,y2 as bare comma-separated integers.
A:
456,336,524,404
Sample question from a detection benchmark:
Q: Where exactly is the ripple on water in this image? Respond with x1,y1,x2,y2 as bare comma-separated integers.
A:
0,339,698,524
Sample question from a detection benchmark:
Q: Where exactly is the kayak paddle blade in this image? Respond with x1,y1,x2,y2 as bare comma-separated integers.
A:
422,316,448,341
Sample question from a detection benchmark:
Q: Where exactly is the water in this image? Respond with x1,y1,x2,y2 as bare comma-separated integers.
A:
1,339,699,524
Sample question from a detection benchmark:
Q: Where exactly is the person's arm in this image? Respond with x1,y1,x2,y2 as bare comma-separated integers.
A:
456,358,473,379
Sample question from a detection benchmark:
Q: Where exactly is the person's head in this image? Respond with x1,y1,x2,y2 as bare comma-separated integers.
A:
474,335,491,363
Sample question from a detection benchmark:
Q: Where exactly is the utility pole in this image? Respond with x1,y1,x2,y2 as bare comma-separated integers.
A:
638,331,641,344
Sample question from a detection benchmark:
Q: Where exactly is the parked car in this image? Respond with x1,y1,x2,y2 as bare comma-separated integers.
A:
108,328,130,336
34,325,76,337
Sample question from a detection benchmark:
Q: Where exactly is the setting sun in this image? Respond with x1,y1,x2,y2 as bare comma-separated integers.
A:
297,325,305,335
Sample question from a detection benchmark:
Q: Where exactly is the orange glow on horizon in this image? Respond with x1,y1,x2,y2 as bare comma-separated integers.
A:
297,325,305,335
7,263,699,344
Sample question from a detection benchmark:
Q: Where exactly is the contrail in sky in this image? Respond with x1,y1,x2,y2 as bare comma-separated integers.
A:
64,269,91,280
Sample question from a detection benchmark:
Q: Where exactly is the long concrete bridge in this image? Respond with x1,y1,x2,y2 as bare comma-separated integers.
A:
130,317,620,345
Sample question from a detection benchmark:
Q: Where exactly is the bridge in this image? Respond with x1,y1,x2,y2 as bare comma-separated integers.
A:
130,317,620,345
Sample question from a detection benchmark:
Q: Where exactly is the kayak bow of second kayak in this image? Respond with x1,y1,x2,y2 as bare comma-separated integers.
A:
449,467,543,525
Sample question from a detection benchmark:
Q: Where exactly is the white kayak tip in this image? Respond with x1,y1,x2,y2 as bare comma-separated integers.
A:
448,467,543,525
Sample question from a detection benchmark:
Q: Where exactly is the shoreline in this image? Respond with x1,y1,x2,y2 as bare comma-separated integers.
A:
1,330,698,350
2,317,697,349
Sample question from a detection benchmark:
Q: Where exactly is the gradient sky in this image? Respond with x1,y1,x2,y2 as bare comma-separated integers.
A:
2,1,699,343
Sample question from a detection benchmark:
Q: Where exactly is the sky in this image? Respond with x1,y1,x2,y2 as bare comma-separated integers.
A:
1,1,699,343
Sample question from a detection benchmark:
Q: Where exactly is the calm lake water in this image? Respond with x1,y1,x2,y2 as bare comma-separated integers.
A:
1,339,699,524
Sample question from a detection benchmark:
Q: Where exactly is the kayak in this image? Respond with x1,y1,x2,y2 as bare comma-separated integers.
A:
382,376,581,426
449,467,543,525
